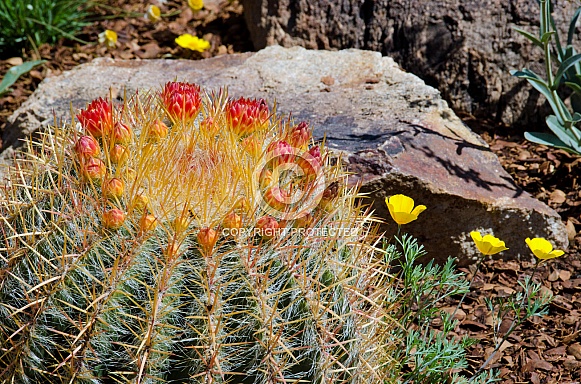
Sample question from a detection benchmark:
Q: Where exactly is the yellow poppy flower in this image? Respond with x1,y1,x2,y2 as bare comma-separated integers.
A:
98,29,118,48
385,194,426,225
145,4,161,23
188,0,204,11
525,237,564,260
470,231,508,256
175,34,211,52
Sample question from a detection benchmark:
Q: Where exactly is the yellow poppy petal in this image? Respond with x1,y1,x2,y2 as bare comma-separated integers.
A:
526,237,552,254
411,204,427,217
391,212,417,225
389,194,415,214
471,231,507,256
489,244,509,255
188,0,204,11
470,231,483,242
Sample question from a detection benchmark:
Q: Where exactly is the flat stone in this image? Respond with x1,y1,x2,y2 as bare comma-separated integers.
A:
1,46,567,264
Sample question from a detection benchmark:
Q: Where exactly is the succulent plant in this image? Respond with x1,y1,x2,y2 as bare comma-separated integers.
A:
0,82,394,383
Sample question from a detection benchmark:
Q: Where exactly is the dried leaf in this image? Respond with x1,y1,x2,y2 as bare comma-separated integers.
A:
549,189,567,204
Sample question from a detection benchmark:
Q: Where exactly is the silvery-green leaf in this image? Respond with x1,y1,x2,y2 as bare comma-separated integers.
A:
0,60,46,95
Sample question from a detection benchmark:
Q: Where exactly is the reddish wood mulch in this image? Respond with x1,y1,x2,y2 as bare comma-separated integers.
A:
0,1,580,382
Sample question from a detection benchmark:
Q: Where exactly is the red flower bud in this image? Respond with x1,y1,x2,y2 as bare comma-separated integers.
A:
297,145,323,179
103,178,124,199
74,135,100,158
197,227,218,254
82,157,106,180
102,208,125,229
225,97,269,136
161,81,202,122
267,140,295,167
255,216,279,239
77,97,113,137
288,121,310,149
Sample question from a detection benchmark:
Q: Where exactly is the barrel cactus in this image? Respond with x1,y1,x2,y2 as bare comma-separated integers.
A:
0,82,394,383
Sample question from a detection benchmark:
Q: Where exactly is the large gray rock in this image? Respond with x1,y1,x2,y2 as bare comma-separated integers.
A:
241,0,578,128
1,46,567,264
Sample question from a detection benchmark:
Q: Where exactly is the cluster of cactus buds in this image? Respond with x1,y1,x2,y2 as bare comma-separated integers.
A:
0,81,394,383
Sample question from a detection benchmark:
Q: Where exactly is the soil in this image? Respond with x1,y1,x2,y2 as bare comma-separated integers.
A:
0,0,580,382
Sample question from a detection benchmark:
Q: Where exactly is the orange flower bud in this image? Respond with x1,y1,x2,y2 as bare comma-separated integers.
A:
200,117,218,135
123,167,137,183
75,135,100,158
77,97,113,137
113,122,133,144
259,169,274,189
82,157,106,180
197,227,218,254
110,144,129,164
172,216,189,233
132,193,149,212
102,208,125,229
140,214,158,232
293,212,314,228
164,241,180,259
233,198,250,215
263,186,290,211
255,216,279,239
222,212,242,231
241,135,262,157
148,119,169,142
297,145,323,179
103,178,124,199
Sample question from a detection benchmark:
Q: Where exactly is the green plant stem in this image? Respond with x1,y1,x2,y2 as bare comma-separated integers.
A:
470,261,542,381
25,17,91,45
86,2,181,21
540,0,581,144
451,257,483,321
